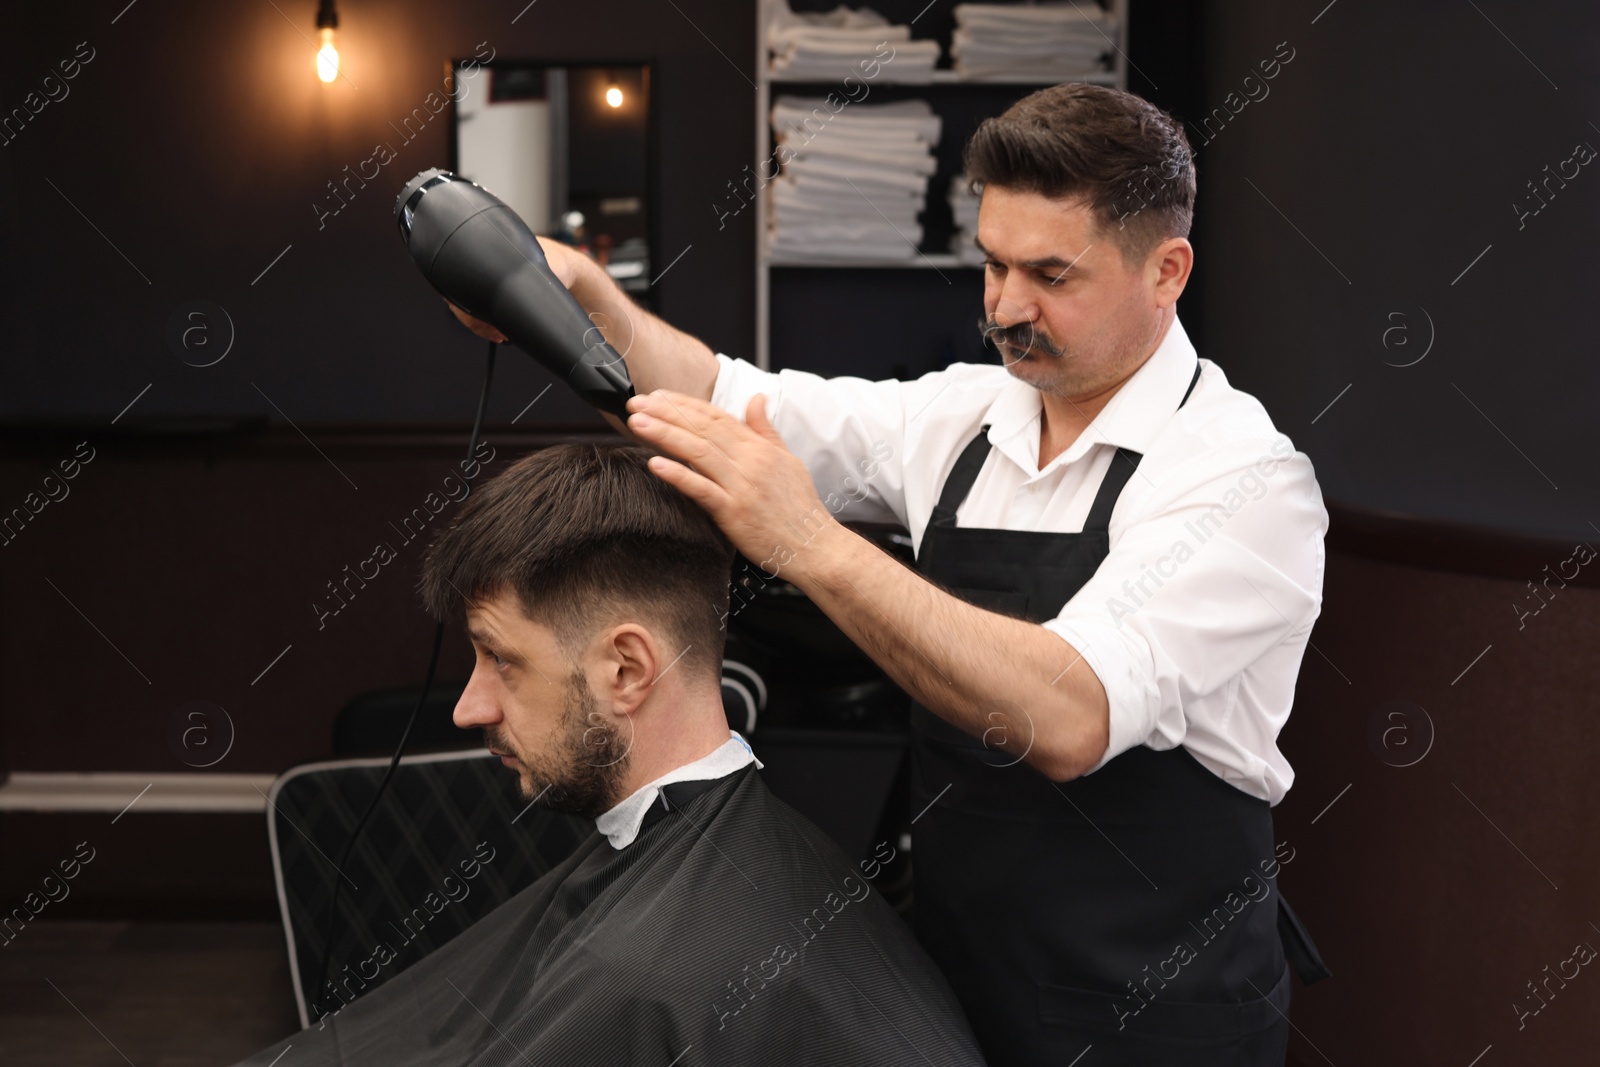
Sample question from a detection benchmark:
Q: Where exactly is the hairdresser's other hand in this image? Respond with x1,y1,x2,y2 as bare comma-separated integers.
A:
444,236,592,343
624,390,836,581
445,300,508,342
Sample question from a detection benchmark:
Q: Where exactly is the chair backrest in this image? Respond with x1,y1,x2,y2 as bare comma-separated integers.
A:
265,748,590,1028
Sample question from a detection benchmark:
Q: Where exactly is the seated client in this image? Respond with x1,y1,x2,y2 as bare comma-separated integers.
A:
233,442,985,1066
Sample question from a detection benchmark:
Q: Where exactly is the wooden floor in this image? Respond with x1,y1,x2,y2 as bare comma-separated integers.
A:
0,921,302,1066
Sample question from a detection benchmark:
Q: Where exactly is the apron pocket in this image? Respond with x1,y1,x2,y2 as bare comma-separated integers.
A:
1037,963,1291,1046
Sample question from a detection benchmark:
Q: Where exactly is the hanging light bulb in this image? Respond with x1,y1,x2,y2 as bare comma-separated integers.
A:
605,71,623,108
315,0,340,84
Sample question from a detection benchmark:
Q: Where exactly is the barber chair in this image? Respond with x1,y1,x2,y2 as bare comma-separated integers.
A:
264,749,589,1029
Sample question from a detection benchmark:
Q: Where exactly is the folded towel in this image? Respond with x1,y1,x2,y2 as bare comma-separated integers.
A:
770,64,939,84
769,236,922,260
953,62,1109,79
774,191,923,226
950,0,1115,79
772,95,940,122
772,207,922,227
773,38,937,68
772,97,943,145
951,44,1106,66
952,30,1106,55
772,218,924,241
771,46,939,84
775,31,926,53
778,124,936,152
953,23,1106,44
766,0,942,82
787,155,933,190
774,25,910,48
772,40,940,78
766,0,893,48
782,144,940,173
771,221,922,241
953,1,1115,29
785,174,928,207
952,49,1106,69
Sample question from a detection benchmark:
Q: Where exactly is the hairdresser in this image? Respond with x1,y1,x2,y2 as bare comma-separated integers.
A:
447,83,1331,1066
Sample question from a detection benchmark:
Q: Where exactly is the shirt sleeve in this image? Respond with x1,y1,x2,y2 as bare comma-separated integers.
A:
1042,436,1329,776
709,352,916,528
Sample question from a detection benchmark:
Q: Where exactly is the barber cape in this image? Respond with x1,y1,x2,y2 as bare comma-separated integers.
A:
233,764,985,1066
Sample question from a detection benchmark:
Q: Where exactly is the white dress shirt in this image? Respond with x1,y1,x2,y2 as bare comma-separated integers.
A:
594,730,763,849
709,315,1327,805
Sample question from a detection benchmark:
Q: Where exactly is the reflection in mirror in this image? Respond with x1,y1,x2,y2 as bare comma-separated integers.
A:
453,61,653,310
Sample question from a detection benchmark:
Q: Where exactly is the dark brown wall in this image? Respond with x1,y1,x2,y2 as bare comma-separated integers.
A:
1275,542,1600,1062
0,427,649,777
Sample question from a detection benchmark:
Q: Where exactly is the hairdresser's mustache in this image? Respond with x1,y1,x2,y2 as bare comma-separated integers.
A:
979,317,1065,360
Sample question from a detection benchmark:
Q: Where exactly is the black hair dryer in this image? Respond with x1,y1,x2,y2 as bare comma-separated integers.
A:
394,168,635,418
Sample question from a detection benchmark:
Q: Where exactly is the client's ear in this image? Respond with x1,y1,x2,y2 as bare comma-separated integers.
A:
594,622,668,717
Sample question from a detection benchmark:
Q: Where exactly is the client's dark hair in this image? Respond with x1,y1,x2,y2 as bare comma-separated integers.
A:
417,443,735,682
963,83,1195,265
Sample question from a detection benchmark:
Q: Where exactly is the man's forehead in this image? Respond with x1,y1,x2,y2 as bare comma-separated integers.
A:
464,591,532,642
976,189,1099,265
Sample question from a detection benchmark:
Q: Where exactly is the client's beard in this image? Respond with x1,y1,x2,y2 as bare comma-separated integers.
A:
487,668,631,819
980,316,1067,365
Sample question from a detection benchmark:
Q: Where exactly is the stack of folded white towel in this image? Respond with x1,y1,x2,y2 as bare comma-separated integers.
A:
768,95,943,261
766,0,939,82
947,174,984,264
950,2,1114,81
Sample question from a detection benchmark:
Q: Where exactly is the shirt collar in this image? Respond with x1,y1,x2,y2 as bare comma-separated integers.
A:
593,731,763,850
980,314,1200,477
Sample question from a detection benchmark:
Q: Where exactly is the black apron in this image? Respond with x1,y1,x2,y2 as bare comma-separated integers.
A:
909,362,1328,1065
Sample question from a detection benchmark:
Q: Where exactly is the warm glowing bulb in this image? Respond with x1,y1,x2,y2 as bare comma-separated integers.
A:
316,27,339,83
605,85,623,108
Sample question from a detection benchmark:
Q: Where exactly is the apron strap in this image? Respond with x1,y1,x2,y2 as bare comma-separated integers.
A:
928,424,995,528
1178,358,1202,408
1084,447,1144,532
927,361,1204,534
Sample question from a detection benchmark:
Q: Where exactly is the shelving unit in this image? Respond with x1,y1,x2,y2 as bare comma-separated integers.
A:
754,0,1129,369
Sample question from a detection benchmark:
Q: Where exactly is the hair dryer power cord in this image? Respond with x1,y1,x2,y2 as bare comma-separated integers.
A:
309,338,497,1021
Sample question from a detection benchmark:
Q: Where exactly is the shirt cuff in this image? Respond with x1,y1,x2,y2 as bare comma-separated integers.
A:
1040,615,1160,775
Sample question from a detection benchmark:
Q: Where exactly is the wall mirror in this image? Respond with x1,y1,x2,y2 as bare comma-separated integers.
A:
452,60,655,311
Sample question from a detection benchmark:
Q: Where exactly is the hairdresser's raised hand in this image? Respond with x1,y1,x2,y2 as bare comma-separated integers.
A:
531,235,586,289
625,390,837,581
443,236,593,342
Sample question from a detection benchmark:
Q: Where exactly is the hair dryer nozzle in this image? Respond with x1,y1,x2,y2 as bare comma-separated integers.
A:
394,169,635,419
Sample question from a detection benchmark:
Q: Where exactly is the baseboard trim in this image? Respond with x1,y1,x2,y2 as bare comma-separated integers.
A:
0,772,277,814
